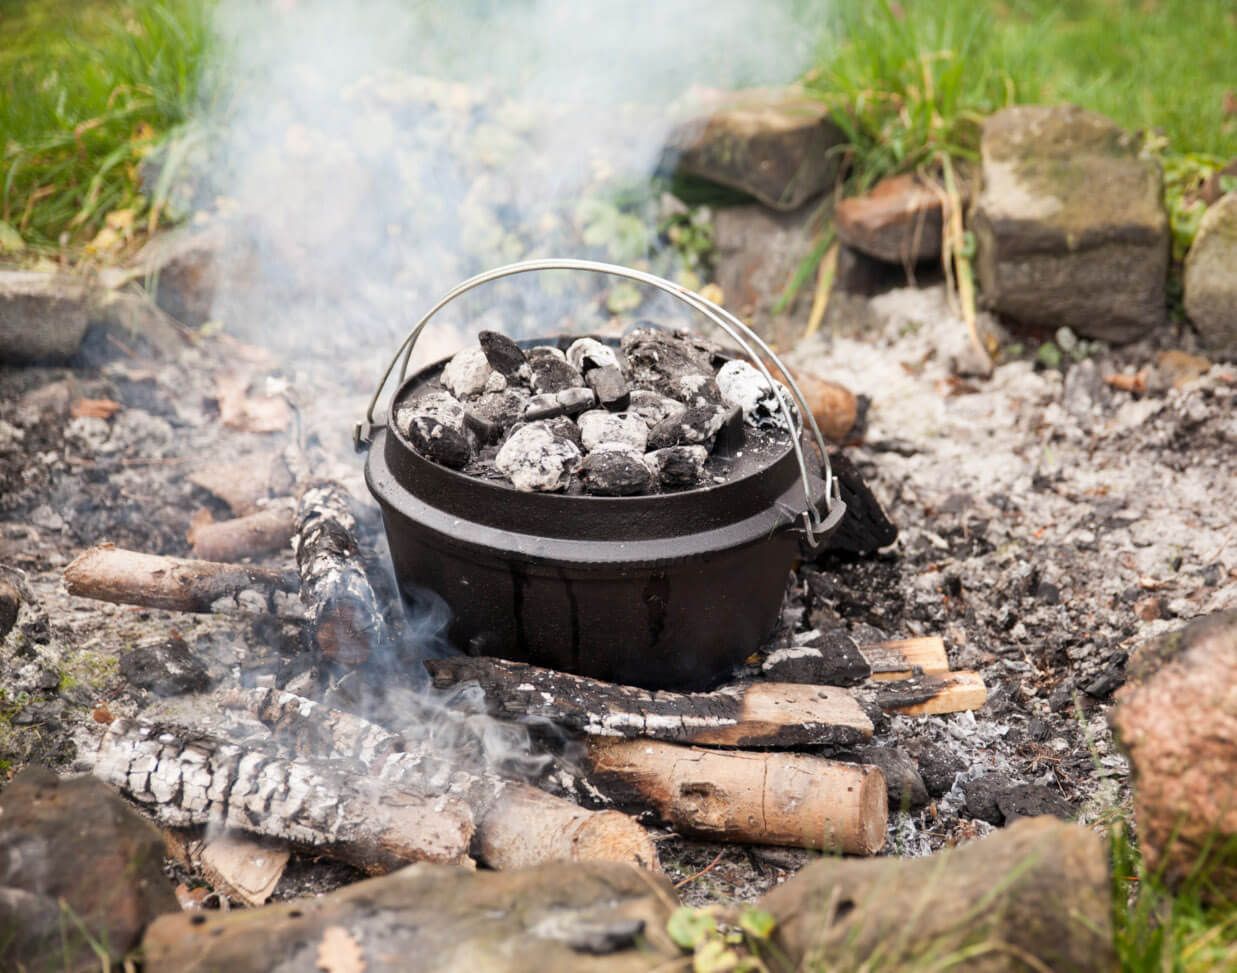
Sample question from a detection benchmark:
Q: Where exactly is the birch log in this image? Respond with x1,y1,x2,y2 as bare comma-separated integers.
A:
425,656,873,747
224,687,660,872
93,719,475,873
64,545,302,617
587,739,888,854
293,481,386,665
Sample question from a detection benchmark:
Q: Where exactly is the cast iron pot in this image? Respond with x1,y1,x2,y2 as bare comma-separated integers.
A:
358,259,845,691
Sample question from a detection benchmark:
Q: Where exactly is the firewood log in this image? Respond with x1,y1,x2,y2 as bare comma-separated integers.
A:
587,739,887,854
188,500,295,562
864,671,987,716
860,636,949,681
425,656,873,747
93,719,475,874
64,545,302,617
224,687,660,872
293,481,386,665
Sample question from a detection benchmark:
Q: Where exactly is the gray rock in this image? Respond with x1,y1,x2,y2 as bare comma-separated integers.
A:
1183,192,1237,358
134,224,225,326
0,767,179,972
972,105,1170,343
0,271,93,364
834,172,951,265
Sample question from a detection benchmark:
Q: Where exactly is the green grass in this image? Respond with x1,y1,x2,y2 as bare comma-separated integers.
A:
0,0,211,256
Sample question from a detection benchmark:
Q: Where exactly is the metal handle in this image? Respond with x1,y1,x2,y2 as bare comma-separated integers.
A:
356,258,840,547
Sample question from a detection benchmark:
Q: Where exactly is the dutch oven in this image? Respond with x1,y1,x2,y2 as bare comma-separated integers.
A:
357,259,845,691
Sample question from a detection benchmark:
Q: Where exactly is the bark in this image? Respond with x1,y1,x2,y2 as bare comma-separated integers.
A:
225,687,660,872
293,480,386,665
761,817,1115,973
93,719,475,874
865,671,988,716
189,500,295,562
163,829,289,907
64,544,302,618
426,656,873,747
587,738,888,854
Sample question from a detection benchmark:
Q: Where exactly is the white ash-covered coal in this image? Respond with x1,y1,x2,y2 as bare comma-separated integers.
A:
392,326,796,496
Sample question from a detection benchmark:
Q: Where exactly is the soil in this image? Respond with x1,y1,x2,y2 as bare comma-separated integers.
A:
1,282,1233,908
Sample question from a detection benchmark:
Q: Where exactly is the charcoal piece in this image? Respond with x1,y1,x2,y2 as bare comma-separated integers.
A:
585,365,630,411
463,411,501,445
813,451,899,556
578,449,653,496
712,405,746,458
646,445,708,491
495,421,581,492
621,327,713,388
840,745,929,812
478,330,527,377
716,359,795,431
628,390,686,428
761,629,870,686
668,371,723,407
119,635,211,696
441,347,495,398
543,416,583,448
470,389,529,430
526,347,584,394
646,404,728,450
996,784,1074,824
905,741,965,798
962,774,1006,825
677,329,727,368
577,410,648,453
406,414,472,469
566,337,623,374
523,388,596,422
394,389,467,436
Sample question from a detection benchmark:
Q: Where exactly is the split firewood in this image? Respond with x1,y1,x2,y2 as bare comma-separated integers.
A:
860,636,949,681
293,481,386,666
188,499,296,562
163,829,289,907
586,739,888,854
64,545,302,618
865,671,988,716
425,656,873,747
224,686,660,872
187,453,293,516
94,719,475,874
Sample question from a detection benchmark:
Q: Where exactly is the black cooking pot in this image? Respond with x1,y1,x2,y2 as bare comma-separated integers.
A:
358,259,845,691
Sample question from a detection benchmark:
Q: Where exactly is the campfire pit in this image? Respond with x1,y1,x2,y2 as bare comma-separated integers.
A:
359,260,849,690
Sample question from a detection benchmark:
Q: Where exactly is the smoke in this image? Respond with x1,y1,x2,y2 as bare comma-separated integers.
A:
198,0,823,362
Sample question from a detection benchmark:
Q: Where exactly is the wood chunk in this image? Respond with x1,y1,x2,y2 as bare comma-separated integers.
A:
94,720,476,874
587,739,887,854
869,671,987,716
762,630,871,686
425,657,873,748
188,500,295,562
859,636,949,681
165,830,290,907
293,481,387,665
64,545,301,617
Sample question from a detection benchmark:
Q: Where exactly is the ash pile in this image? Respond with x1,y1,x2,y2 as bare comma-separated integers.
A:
394,326,794,495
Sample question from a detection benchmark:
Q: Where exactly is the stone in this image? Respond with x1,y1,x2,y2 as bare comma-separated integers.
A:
0,767,179,972
1183,192,1237,358
141,861,680,973
835,173,951,265
478,329,528,377
119,633,212,696
972,105,1170,343
0,271,92,364
669,87,845,211
496,421,581,492
762,817,1115,972
441,347,496,398
578,449,654,497
711,204,817,347
135,224,225,326
527,346,585,394
577,411,649,453
1110,609,1237,896
645,445,708,491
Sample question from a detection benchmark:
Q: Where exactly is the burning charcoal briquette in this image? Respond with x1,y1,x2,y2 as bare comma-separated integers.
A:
717,360,795,430
441,347,498,398
646,445,708,490
577,410,648,453
526,346,585,394
405,415,472,469
647,404,728,450
470,388,529,430
669,370,723,407
394,389,467,436
543,415,582,448
621,327,713,387
523,387,596,422
495,421,581,492
585,365,630,411
566,337,624,373
578,448,654,496
628,389,686,428
712,404,746,458
478,330,528,378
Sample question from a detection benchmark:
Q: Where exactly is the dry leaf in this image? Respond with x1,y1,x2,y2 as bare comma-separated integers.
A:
317,925,366,973
215,373,291,433
70,398,123,420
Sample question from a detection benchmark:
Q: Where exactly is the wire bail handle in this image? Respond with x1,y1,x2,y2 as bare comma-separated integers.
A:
356,258,840,546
